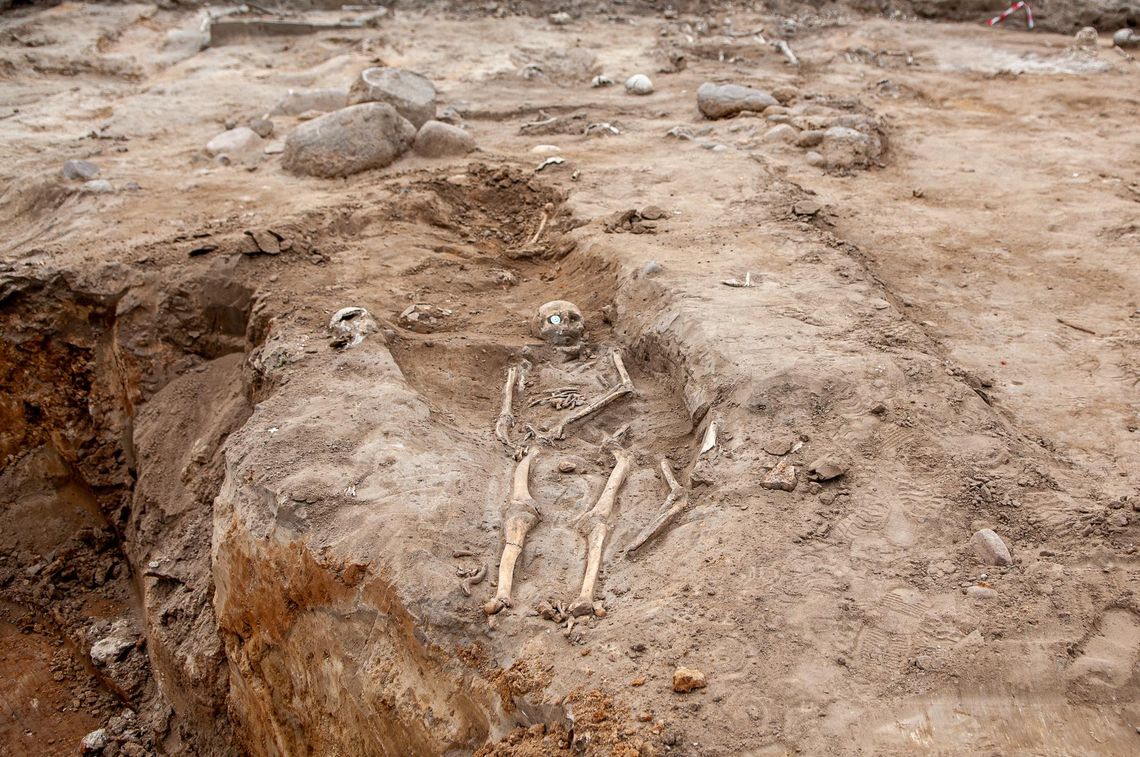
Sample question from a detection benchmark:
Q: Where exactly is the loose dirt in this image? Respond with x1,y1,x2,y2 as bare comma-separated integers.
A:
1,2,1137,756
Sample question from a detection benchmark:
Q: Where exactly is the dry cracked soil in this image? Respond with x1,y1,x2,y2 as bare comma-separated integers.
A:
1,2,1138,756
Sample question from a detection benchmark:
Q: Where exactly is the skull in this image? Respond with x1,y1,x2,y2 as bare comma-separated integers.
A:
532,300,585,347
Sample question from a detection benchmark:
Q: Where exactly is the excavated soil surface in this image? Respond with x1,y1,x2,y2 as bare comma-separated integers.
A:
1,3,1138,756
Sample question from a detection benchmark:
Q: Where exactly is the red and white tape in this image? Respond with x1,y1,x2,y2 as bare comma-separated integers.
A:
987,1,1035,30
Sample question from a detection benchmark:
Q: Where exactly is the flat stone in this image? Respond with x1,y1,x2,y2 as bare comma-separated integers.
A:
348,67,437,128
805,150,824,167
971,528,1013,566
205,126,262,157
965,585,998,600
807,455,848,481
697,82,778,119
413,120,475,158
672,666,707,693
270,88,347,117
62,159,100,180
282,103,416,178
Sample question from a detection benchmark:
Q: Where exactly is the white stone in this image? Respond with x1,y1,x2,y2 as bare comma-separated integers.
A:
971,528,1013,566
205,127,262,158
625,74,654,95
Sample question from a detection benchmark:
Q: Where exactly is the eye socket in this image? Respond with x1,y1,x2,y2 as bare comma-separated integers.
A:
568,312,581,321
549,314,562,325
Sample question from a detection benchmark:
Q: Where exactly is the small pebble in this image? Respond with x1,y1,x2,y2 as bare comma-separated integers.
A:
643,260,663,276
62,159,99,180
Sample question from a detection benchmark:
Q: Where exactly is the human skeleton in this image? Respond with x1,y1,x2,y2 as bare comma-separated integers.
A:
483,300,685,618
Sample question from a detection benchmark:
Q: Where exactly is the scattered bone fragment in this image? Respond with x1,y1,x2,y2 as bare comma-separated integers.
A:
774,39,799,66
398,303,452,333
549,12,572,25
721,272,754,287
591,74,614,88
672,667,707,693
761,457,797,491
965,585,997,600
972,528,1013,566
460,564,487,596
327,307,377,349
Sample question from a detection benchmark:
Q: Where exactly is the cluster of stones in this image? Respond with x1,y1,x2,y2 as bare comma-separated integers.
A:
697,81,883,171
206,66,476,178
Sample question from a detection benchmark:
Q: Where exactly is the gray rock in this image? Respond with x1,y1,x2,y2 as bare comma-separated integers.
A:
413,120,475,158
550,11,572,25
796,129,825,148
821,126,882,170
205,126,262,157
81,728,109,753
282,102,416,178
762,124,797,142
1113,28,1139,47
971,528,1013,566
348,67,437,129
805,150,824,167
642,260,663,276
80,180,114,194
249,118,274,138
625,74,654,95
697,82,778,119
63,159,100,180
270,88,347,117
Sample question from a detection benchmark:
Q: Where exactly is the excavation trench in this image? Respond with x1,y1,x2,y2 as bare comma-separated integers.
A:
0,166,723,755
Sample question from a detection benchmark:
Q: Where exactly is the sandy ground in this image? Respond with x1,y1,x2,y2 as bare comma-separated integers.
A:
1,3,1138,755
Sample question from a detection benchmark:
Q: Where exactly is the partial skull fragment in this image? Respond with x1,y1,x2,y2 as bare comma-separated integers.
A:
328,306,377,348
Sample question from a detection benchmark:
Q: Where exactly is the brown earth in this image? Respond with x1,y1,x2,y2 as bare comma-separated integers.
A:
1,2,1138,756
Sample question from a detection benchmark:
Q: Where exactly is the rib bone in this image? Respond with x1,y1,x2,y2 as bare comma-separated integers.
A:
625,458,689,556
551,351,635,439
484,449,541,615
568,447,631,616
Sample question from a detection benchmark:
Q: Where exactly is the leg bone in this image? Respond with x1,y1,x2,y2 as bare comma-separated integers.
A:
625,458,688,556
569,448,630,616
484,449,541,615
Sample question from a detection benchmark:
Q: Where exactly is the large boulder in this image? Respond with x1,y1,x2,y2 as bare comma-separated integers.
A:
348,67,437,129
413,120,475,158
282,103,416,178
697,82,778,119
